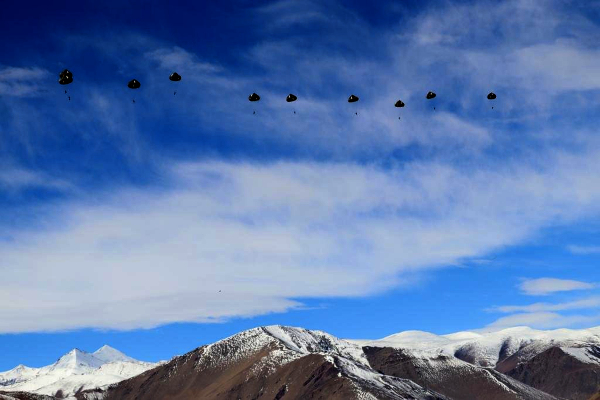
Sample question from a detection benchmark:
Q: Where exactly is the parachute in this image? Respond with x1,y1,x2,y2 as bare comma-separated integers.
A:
59,70,73,101
426,91,437,110
286,94,298,114
488,92,496,109
128,79,141,89
128,79,140,103
248,93,260,114
58,69,73,85
395,99,405,120
170,72,181,95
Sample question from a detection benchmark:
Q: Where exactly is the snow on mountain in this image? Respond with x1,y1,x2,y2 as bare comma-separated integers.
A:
49,349,106,373
0,365,41,387
92,345,136,364
0,346,157,399
261,325,428,398
198,326,445,399
352,325,600,367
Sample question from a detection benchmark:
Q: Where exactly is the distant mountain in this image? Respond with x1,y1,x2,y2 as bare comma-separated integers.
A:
0,345,157,399
354,326,600,367
356,326,600,399
5,325,600,399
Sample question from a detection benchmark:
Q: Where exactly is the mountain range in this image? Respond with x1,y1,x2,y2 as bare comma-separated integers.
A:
2,325,600,399
0,345,157,399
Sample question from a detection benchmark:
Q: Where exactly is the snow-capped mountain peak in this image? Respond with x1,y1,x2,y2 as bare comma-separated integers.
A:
93,345,136,363
0,346,158,399
51,348,105,372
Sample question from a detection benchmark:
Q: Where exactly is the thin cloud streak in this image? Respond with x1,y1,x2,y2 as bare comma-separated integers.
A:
567,245,600,255
486,312,600,330
489,296,600,313
519,278,595,296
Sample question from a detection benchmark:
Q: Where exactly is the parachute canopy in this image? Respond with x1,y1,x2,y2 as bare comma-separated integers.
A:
395,100,405,108
248,93,260,102
58,69,73,85
348,94,359,103
128,79,141,89
169,72,181,82
487,92,497,100
286,94,298,102
59,69,72,79
426,91,436,99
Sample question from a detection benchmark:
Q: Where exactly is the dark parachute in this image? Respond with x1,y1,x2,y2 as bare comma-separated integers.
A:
287,94,298,114
395,99,405,119
128,79,141,89
128,79,140,103
59,69,72,79
426,91,437,110
170,72,181,95
348,94,359,115
58,69,73,85
487,92,497,109
58,70,73,101
248,93,260,114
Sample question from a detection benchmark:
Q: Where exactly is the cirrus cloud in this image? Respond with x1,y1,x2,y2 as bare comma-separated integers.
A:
519,278,595,296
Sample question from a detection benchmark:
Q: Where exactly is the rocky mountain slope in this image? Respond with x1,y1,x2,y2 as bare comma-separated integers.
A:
102,326,446,400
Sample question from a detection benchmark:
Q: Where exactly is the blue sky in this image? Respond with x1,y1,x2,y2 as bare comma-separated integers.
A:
2,0,600,369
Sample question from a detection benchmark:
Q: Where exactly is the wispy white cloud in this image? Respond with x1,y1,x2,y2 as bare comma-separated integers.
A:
145,47,222,74
3,140,600,332
0,167,74,192
489,296,600,313
486,312,600,330
0,66,50,97
256,0,331,29
519,278,595,296
567,245,600,255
